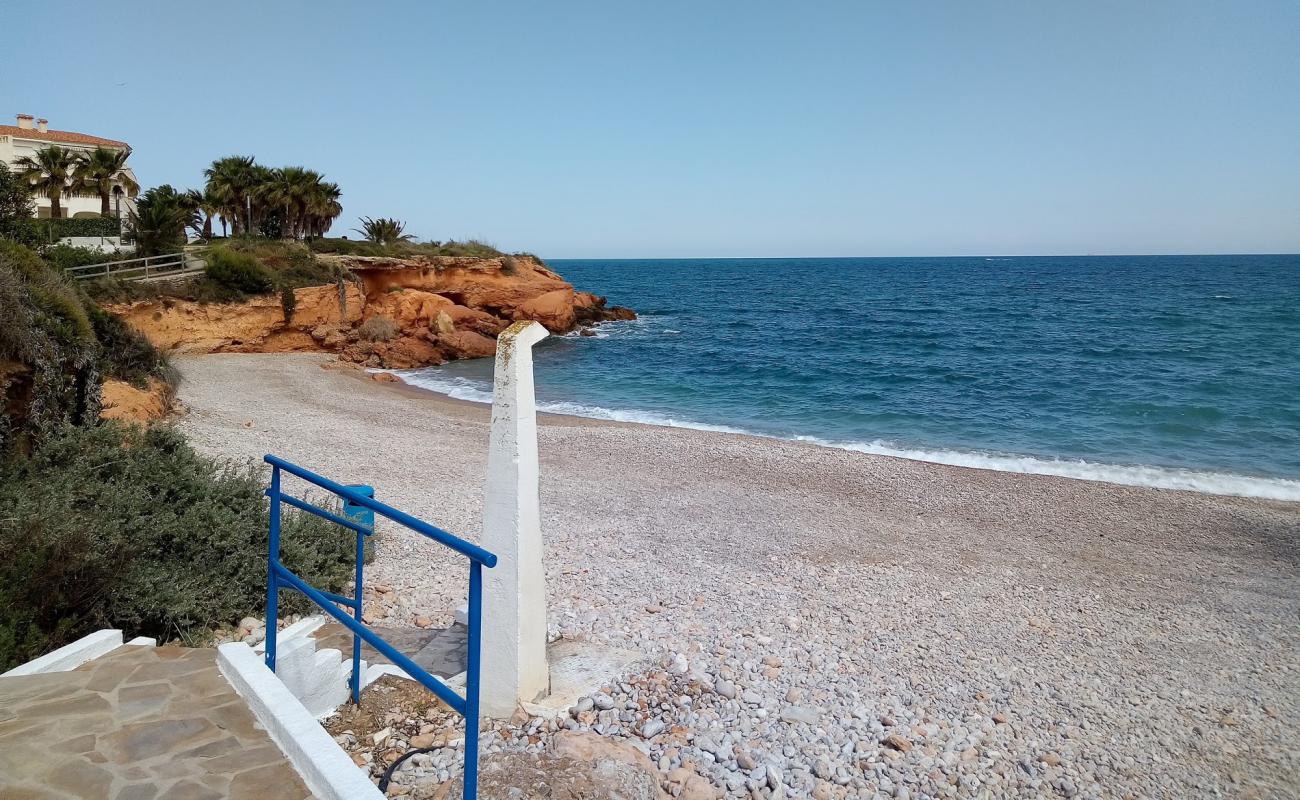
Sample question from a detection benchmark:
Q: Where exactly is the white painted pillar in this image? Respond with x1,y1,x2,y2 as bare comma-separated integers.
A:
480,320,550,718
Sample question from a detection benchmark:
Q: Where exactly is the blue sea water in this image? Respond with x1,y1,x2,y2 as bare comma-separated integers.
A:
397,255,1300,500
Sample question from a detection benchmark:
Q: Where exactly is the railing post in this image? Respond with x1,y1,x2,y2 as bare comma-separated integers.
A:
265,466,282,671
350,528,364,703
465,560,484,800
342,484,374,704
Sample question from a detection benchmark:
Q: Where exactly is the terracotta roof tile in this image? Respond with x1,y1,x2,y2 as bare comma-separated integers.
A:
0,125,128,148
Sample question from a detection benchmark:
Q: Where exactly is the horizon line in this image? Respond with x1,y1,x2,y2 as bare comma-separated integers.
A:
543,251,1300,261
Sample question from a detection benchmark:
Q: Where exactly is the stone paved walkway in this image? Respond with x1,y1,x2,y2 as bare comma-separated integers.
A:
313,623,465,679
0,645,310,800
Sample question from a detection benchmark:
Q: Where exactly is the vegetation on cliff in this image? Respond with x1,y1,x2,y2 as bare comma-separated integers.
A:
0,423,351,670
0,238,355,669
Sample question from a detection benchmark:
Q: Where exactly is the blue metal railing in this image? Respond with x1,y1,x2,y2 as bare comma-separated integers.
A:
263,454,497,797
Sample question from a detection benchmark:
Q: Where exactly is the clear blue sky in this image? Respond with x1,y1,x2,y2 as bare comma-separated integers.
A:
4,1,1298,257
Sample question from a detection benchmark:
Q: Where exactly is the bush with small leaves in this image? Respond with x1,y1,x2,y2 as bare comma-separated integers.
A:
0,423,355,670
204,247,274,295
357,314,399,342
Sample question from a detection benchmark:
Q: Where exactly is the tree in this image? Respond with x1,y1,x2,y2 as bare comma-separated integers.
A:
203,155,260,236
257,167,343,240
354,217,414,246
76,147,139,217
0,163,36,241
14,146,83,220
129,185,196,256
303,180,341,238
185,189,221,240
203,156,341,240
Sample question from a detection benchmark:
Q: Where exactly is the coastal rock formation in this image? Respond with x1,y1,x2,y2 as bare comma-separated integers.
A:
107,284,365,353
111,254,634,370
100,379,172,423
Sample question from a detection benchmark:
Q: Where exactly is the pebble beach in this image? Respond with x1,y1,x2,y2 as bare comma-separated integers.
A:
178,353,1300,800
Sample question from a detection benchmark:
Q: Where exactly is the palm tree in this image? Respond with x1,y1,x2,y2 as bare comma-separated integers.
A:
76,146,139,217
130,185,199,256
14,145,84,219
203,155,260,235
354,217,414,246
304,181,342,238
185,188,222,240
258,167,344,240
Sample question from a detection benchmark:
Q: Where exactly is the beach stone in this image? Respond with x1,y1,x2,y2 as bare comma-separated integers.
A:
714,680,736,700
883,734,912,753
780,706,819,725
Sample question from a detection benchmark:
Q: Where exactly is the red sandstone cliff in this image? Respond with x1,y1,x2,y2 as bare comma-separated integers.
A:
108,254,634,369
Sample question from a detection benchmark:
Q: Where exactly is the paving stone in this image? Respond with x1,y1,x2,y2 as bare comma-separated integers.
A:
0,647,310,799
44,759,115,796
103,717,219,764
112,782,159,800
51,734,98,754
164,780,223,800
204,700,262,738
114,683,173,721
0,785,71,800
176,735,243,760
24,692,112,719
82,662,137,694
228,761,311,799
201,742,288,774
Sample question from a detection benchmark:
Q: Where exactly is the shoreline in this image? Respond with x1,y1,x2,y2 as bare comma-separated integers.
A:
176,353,1300,798
363,361,1300,503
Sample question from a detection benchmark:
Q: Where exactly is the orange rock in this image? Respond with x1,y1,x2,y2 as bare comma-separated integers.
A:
106,284,364,353
330,254,572,314
441,303,507,336
514,288,577,332
100,379,171,423
368,336,445,370
437,330,497,359
364,289,454,329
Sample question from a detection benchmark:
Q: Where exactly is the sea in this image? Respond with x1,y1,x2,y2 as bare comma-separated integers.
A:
394,255,1300,501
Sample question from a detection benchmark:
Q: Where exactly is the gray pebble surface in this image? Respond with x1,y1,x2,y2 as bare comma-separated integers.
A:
178,354,1300,799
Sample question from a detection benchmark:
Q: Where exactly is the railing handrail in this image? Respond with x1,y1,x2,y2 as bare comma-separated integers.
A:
64,247,207,274
265,454,498,566
262,454,493,798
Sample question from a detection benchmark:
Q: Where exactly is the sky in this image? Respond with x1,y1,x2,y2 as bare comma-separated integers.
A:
3,1,1298,258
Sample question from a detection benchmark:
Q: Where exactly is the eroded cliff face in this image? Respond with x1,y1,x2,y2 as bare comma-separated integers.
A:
109,254,634,370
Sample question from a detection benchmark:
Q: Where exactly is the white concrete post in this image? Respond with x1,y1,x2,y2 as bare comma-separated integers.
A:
480,321,550,718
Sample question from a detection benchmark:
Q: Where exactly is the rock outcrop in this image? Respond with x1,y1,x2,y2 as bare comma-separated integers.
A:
100,379,172,423
107,284,365,354
109,254,634,370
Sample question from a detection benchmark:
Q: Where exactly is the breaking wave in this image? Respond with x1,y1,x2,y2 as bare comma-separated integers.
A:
386,369,1300,501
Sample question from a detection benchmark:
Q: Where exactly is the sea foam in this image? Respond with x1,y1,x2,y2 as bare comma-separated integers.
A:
387,369,1300,501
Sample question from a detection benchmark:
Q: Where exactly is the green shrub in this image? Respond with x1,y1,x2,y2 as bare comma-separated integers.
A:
0,241,100,453
357,315,398,342
280,284,297,324
80,276,165,304
308,237,389,256
223,239,340,290
0,423,355,669
205,247,274,295
0,163,37,245
41,217,121,239
87,305,178,390
307,237,505,258
40,244,120,274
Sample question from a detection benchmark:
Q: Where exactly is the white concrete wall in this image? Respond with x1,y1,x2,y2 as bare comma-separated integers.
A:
58,236,132,254
0,630,123,676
